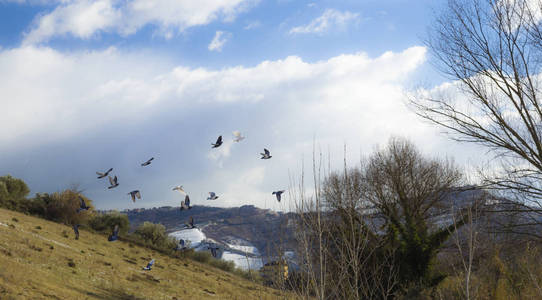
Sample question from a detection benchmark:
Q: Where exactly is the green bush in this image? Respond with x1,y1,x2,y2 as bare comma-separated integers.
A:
133,221,176,250
0,175,30,210
88,211,129,235
28,190,94,225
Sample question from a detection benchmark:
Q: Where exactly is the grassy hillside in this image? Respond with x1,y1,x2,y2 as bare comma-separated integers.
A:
0,208,288,299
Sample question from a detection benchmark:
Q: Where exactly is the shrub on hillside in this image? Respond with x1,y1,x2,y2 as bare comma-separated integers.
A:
133,221,176,250
88,211,129,235
0,175,30,210
29,190,94,225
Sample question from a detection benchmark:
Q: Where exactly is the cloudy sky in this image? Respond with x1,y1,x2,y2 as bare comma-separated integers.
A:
0,0,483,211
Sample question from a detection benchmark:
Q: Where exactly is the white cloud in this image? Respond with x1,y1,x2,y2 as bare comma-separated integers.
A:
243,20,261,30
0,45,474,210
289,8,359,35
22,0,257,44
208,30,231,52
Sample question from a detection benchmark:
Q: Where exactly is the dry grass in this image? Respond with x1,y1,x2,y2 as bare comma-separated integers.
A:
0,208,291,299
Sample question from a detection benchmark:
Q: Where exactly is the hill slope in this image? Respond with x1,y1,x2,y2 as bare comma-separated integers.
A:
0,208,287,299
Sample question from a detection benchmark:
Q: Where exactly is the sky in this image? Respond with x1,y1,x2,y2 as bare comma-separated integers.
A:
0,0,484,211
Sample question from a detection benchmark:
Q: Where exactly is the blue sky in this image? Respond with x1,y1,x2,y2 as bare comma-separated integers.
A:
0,0,479,211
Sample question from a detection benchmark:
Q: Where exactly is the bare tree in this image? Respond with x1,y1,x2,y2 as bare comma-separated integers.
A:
411,0,542,211
288,138,465,299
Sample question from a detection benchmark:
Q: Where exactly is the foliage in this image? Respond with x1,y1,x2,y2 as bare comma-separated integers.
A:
88,211,130,235
28,189,94,225
0,175,30,210
133,221,176,250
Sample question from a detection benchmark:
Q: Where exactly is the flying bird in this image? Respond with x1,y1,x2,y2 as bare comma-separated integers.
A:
212,136,223,148
172,186,185,194
272,190,286,202
180,195,191,211
128,190,141,203
77,197,90,213
185,216,195,229
176,239,187,251
207,192,219,200
232,131,245,142
210,246,218,258
108,176,119,189
72,224,80,240
108,225,119,242
143,259,155,271
141,157,154,166
96,168,113,179
260,148,272,159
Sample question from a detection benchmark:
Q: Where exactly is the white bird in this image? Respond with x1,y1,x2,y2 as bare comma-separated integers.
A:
128,190,141,203
172,186,185,194
232,131,245,142
260,148,272,159
108,176,119,189
207,192,219,200
272,190,286,202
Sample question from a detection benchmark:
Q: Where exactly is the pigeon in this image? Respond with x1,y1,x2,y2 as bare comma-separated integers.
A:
208,245,220,258
143,259,155,271
212,136,223,148
272,190,286,202
180,195,191,211
172,186,185,194
108,175,119,189
77,196,90,213
232,131,245,142
207,192,219,200
141,157,154,166
73,224,80,240
260,148,272,159
108,225,119,242
210,247,218,258
96,168,113,179
128,190,141,203
175,239,187,251
185,216,195,229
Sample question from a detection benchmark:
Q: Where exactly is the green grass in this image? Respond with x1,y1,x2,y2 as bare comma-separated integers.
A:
0,208,291,299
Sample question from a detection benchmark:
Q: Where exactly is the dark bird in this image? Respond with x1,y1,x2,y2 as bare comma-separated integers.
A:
141,157,154,166
108,225,119,242
208,245,220,258
212,135,223,148
272,190,286,202
143,259,155,270
128,190,141,203
180,195,191,211
207,192,219,200
77,196,90,213
108,175,119,189
72,224,80,240
96,168,113,179
260,148,272,159
175,239,187,251
185,216,195,229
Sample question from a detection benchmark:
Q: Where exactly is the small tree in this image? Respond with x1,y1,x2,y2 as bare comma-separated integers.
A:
0,175,30,210
88,211,130,234
363,138,464,291
134,221,176,249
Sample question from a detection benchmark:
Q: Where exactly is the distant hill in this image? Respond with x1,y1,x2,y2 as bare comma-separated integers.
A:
0,208,289,299
124,205,297,257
